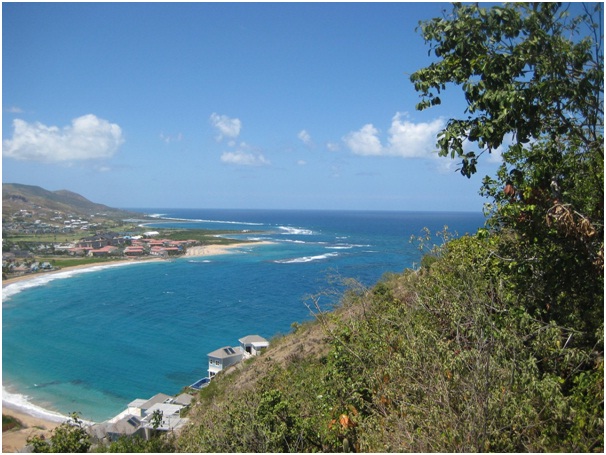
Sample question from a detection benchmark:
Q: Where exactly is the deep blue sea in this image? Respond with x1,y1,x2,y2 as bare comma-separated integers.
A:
2,209,484,422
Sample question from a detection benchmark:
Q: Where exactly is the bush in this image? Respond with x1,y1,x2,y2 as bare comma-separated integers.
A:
2,414,23,432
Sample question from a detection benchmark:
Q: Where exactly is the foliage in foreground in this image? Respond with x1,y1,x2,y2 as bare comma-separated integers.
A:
94,434,176,453
27,413,91,453
176,6,603,449
177,232,603,452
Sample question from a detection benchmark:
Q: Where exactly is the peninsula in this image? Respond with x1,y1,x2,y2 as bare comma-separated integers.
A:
2,183,271,284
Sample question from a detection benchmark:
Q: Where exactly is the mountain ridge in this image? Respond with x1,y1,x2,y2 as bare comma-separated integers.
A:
2,183,139,220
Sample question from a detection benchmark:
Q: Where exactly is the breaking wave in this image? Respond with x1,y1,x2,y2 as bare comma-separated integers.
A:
274,252,339,264
142,214,264,226
2,385,70,424
2,262,140,303
278,226,313,235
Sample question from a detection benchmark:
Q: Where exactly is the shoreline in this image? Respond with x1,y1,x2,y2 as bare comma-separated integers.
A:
2,239,274,451
183,240,274,258
1,406,61,453
2,240,274,288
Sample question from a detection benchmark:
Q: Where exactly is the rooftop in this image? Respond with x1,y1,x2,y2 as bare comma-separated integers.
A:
239,334,269,345
207,346,242,359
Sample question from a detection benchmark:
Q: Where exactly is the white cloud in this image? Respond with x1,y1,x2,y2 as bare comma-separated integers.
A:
298,129,313,146
210,113,241,141
386,113,444,158
3,114,124,163
343,113,444,159
221,150,270,166
297,160,307,166
160,132,183,143
5,106,24,114
343,124,383,156
326,142,340,152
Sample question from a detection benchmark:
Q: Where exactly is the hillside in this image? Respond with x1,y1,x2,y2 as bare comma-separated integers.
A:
173,234,603,453
2,183,139,221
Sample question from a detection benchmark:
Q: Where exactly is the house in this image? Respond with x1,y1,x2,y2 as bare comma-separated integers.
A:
124,246,145,256
88,245,119,257
89,392,192,443
141,402,184,432
207,346,243,378
150,246,168,257
239,335,269,357
127,398,148,417
89,415,144,443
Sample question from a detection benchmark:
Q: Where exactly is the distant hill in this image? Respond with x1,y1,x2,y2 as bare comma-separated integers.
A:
2,183,140,220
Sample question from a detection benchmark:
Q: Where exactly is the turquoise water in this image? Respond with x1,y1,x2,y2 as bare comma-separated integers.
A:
2,209,484,422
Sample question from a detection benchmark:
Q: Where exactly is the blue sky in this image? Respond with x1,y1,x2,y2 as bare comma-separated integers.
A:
3,2,504,212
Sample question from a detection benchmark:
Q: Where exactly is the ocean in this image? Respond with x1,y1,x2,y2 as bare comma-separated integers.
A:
2,209,484,422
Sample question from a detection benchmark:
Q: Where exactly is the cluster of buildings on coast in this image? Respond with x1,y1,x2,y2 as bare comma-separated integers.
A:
66,232,196,258
87,335,269,443
2,231,200,278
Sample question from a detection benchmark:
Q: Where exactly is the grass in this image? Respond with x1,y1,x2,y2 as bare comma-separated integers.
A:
4,224,145,243
157,228,261,244
4,228,261,246
2,414,23,432
33,257,131,268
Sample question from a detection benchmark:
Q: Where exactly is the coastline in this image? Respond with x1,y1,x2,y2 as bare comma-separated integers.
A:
183,240,274,258
2,257,164,288
2,240,273,451
1,406,61,453
2,241,274,288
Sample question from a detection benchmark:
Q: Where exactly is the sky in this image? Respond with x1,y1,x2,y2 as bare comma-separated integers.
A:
2,2,506,212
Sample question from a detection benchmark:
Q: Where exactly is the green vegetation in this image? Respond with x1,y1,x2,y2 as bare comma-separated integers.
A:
2,228,257,281
156,228,257,245
12,3,603,452
27,413,91,453
176,232,602,451
2,414,24,432
94,434,176,453
171,3,603,453
3,221,144,244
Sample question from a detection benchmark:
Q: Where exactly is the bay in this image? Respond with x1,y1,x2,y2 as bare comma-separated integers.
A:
2,209,484,422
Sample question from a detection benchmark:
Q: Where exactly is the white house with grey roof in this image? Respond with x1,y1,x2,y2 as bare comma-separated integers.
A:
206,335,269,379
89,392,193,443
239,334,269,357
207,346,243,378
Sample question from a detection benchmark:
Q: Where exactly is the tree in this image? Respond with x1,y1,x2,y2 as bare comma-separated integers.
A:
150,409,164,430
27,412,91,453
411,2,603,182
411,5,603,449
411,2,603,337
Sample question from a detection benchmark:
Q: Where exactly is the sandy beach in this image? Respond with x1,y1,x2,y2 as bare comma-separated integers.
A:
184,240,274,257
2,241,274,288
1,407,61,453
2,240,273,451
